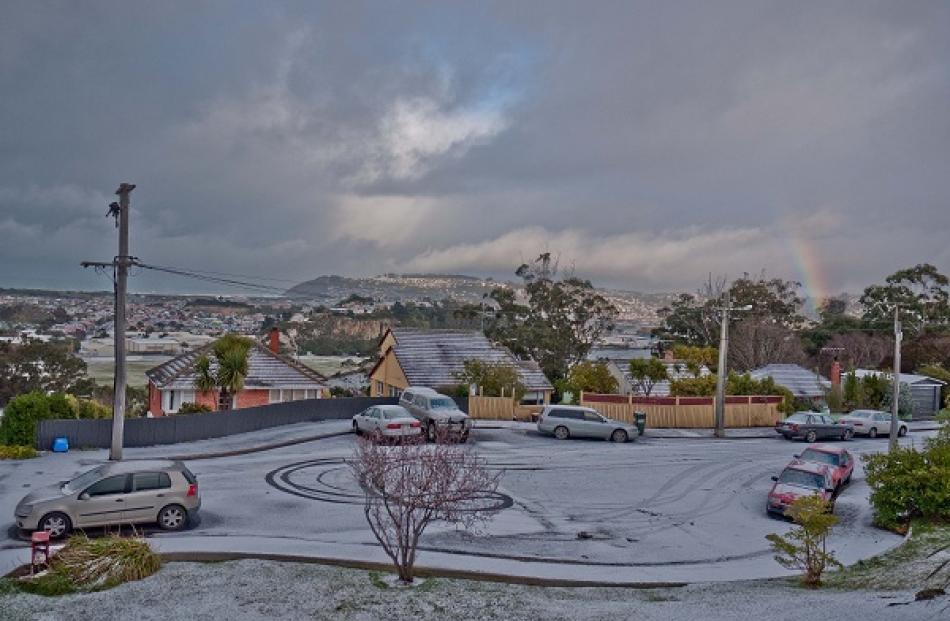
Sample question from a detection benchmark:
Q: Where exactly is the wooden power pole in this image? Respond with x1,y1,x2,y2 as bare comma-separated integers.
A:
82,183,135,460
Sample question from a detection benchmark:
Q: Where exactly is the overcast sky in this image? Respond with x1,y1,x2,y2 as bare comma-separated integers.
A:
1,1,948,296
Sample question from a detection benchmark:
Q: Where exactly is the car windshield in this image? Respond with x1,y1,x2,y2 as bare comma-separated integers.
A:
63,466,106,493
383,409,408,420
778,468,826,490
800,449,839,466
785,414,810,423
429,398,456,410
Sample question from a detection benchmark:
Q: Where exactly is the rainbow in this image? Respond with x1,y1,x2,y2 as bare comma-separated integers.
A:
787,235,831,305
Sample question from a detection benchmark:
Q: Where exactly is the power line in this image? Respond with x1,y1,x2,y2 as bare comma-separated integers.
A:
135,262,290,295
142,263,301,284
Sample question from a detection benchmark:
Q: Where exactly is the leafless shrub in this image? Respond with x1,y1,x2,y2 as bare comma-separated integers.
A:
349,434,502,583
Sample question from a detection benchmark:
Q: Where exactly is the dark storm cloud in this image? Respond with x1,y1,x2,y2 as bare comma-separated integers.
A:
0,1,947,295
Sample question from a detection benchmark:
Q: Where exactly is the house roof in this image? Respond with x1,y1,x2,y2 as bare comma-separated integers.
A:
852,369,947,386
146,340,327,390
749,364,830,397
607,359,710,396
382,328,553,392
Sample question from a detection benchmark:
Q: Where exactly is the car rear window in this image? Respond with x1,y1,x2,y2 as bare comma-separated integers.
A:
549,409,582,420
800,449,839,466
383,409,407,420
786,414,811,423
180,466,197,485
133,472,172,491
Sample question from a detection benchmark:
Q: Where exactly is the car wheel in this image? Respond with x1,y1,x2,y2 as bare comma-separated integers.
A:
38,512,72,539
459,432,470,444
353,422,361,436
844,473,852,484
157,504,188,531
805,430,817,443
868,427,878,438
898,426,907,437
554,426,570,440
427,423,437,443
842,429,854,441
610,429,628,443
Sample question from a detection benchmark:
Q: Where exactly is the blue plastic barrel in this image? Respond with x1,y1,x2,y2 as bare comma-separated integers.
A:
51,437,69,453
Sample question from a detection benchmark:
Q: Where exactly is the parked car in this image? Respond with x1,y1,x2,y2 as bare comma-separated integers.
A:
399,387,473,443
352,404,422,441
537,405,639,443
837,409,907,438
14,460,200,539
766,462,836,517
774,412,853,442
791,445,854,490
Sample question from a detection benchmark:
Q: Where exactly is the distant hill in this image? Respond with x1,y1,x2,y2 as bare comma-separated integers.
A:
286,274,680,324
286,274,501,304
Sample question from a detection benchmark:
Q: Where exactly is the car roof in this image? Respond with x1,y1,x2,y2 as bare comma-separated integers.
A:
377,405,411,412
784,461,830,475
546,405,597,412
404,386,439,395
802,444,847,455
97,460,181,475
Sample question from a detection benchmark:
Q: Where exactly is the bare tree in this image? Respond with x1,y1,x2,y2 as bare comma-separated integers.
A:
729,319,806,372
349,436,502,583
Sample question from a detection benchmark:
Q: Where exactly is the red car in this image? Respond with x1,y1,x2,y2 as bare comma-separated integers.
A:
791,444,854,491
767,462,836,517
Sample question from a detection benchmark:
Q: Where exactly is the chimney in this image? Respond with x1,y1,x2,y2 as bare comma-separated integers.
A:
269,327,280,354
830,360,841,388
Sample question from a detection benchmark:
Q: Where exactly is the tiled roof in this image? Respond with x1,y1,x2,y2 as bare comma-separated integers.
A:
388,329,553,391
146,340,327,390
749,364,829,397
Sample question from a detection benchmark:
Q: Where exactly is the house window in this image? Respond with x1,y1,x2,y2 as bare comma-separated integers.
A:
375,381,384,396
389,386,401,398
163,390,195,414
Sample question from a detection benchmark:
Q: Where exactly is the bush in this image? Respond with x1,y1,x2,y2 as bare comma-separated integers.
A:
863,436,950,530
0,445,38,459
766,495,842,587
177,402,212,414
18,533,161,595
0,392,56,446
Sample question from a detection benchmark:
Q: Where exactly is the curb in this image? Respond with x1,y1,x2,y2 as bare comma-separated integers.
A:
162,430,352,461
156,551,689,589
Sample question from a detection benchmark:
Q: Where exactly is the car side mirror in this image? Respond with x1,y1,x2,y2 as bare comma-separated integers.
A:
793,454,800,459
825,488,835,494
771,476,778,482
79,492,90,501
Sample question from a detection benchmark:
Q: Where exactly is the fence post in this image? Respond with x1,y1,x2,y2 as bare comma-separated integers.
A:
580,390,585,405
747,396,752,427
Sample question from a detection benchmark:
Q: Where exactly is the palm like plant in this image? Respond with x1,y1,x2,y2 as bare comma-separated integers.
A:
194,335,252,410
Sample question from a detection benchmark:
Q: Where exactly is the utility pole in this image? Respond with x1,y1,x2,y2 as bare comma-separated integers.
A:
714,291,752,438
889,306,902,452
82,183,135,461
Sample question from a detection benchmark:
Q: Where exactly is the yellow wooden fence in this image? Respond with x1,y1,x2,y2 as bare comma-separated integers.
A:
579,393,782,429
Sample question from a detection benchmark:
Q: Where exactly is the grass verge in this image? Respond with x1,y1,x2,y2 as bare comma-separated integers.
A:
826,521,950,591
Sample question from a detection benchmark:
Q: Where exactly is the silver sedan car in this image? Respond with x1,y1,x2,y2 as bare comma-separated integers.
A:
537,405,639,443
352,405,423,441
14,460,201,539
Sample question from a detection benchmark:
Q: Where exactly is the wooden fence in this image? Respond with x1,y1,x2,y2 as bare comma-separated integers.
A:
579,393,783,428
467,395,544,421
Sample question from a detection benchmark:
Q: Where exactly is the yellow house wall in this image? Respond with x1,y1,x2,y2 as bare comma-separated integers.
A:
369,350,408,396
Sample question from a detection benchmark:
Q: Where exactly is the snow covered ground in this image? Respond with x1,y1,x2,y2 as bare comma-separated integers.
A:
2,559,946,621
1,423,935,583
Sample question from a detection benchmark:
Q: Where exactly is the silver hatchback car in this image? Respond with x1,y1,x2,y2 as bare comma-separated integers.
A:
537,406,639,443
14,460,201,539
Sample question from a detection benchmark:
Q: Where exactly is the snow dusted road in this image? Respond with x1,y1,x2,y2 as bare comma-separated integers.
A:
2,423,932,583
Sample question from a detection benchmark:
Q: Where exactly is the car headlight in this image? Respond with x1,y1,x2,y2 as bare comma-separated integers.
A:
15,504,33,517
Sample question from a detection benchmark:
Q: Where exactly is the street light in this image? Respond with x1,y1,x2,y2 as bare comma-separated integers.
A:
714,292,752,438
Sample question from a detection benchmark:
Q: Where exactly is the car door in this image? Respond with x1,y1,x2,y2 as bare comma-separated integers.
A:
76,474,130,527
582,411,608,439
356,408,374,432
123,472,173,523
818,415,835,438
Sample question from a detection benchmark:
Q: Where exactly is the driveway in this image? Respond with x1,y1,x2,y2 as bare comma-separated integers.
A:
1,423,931,583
